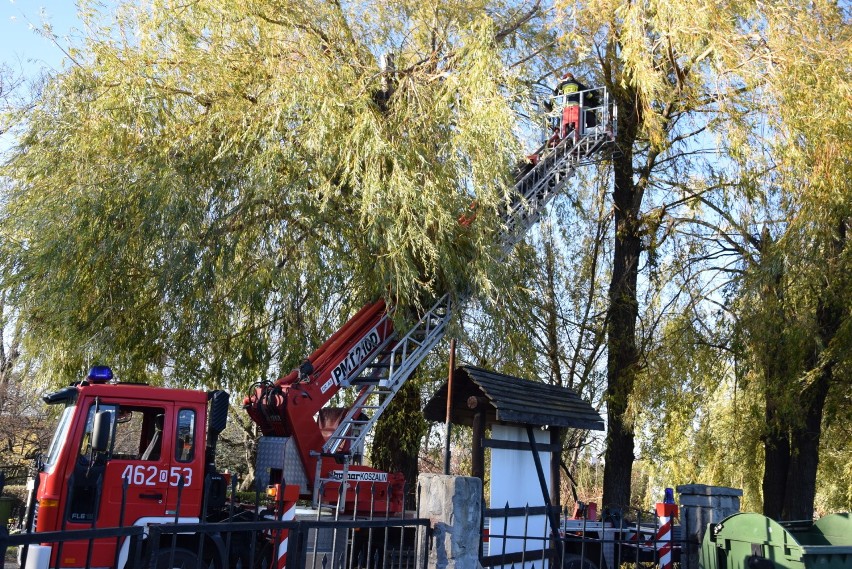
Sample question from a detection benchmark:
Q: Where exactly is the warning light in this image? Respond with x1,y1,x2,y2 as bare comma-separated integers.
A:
87,365,114,383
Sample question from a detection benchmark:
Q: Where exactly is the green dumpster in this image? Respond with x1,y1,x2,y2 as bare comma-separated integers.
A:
701,512,852,569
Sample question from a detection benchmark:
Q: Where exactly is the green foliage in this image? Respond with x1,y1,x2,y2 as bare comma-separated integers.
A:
0,0,540,390
1,0,850,518
636,316,766,512
816,415,852,515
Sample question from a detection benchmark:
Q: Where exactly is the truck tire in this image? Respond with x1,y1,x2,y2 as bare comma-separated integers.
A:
155,547,202,569
563,553,599,569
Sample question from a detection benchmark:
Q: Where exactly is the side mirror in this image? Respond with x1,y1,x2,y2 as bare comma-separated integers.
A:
92,411,113,453
208,391,229,436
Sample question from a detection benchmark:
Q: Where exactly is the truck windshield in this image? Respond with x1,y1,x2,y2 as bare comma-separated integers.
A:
44,405,75,469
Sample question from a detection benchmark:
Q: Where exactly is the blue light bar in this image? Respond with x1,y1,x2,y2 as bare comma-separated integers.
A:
87,365,114,383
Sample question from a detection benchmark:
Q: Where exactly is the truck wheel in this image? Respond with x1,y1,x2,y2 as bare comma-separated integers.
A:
155,547,201,569
563,553,599,569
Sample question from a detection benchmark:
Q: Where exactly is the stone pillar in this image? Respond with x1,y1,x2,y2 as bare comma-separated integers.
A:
677,484,742,569
418,473,483,569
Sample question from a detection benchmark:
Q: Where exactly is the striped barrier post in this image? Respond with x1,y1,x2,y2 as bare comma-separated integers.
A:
273,484,300,569
655,488,678,569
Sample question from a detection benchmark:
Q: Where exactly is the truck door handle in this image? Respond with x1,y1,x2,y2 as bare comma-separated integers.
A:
140,492,163,500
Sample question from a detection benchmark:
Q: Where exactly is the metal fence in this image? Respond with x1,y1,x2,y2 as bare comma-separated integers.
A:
1,476,431,569
286,517,428,569
482,503,697,569
287,480,430,569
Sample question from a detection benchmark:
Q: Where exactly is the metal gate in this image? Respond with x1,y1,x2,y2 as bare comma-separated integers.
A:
483,503,689,569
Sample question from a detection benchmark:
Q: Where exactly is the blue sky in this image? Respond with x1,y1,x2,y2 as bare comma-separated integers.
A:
1,1,86,78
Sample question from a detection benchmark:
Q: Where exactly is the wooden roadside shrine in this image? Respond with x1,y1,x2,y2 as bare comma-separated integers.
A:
424,366,604,568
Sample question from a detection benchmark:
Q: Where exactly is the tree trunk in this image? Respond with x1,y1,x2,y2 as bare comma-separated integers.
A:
782,220,845,519
761,397,790,520
762,220,845,520
543,229,563,387
602,93,642,509
238,422,259,493
783,366,830,519
757,238,792,520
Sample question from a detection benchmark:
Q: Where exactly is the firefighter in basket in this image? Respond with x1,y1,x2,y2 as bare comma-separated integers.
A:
548,72,597,144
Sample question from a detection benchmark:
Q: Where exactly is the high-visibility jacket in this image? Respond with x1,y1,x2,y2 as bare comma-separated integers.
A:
554,78,587,105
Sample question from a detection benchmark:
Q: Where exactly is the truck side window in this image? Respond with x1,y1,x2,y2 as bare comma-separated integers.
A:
176,409,195,463
77,404,118,463
110,406,166,461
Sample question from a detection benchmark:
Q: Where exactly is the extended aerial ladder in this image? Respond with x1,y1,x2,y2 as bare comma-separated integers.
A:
244,86,616,513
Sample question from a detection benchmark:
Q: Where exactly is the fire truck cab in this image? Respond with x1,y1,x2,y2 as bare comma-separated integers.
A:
27,366,230,568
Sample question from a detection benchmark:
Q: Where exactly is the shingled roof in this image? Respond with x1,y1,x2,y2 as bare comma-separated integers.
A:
423,366,604,431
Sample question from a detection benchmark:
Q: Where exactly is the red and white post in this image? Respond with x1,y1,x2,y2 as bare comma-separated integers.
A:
272,484,300,569
655,488,678,569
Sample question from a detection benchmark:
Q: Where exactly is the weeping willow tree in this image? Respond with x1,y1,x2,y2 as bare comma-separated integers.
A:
0,0,561,488
737,0,852,519
629,0,851,517
0,0,555,386
3,0,849,513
